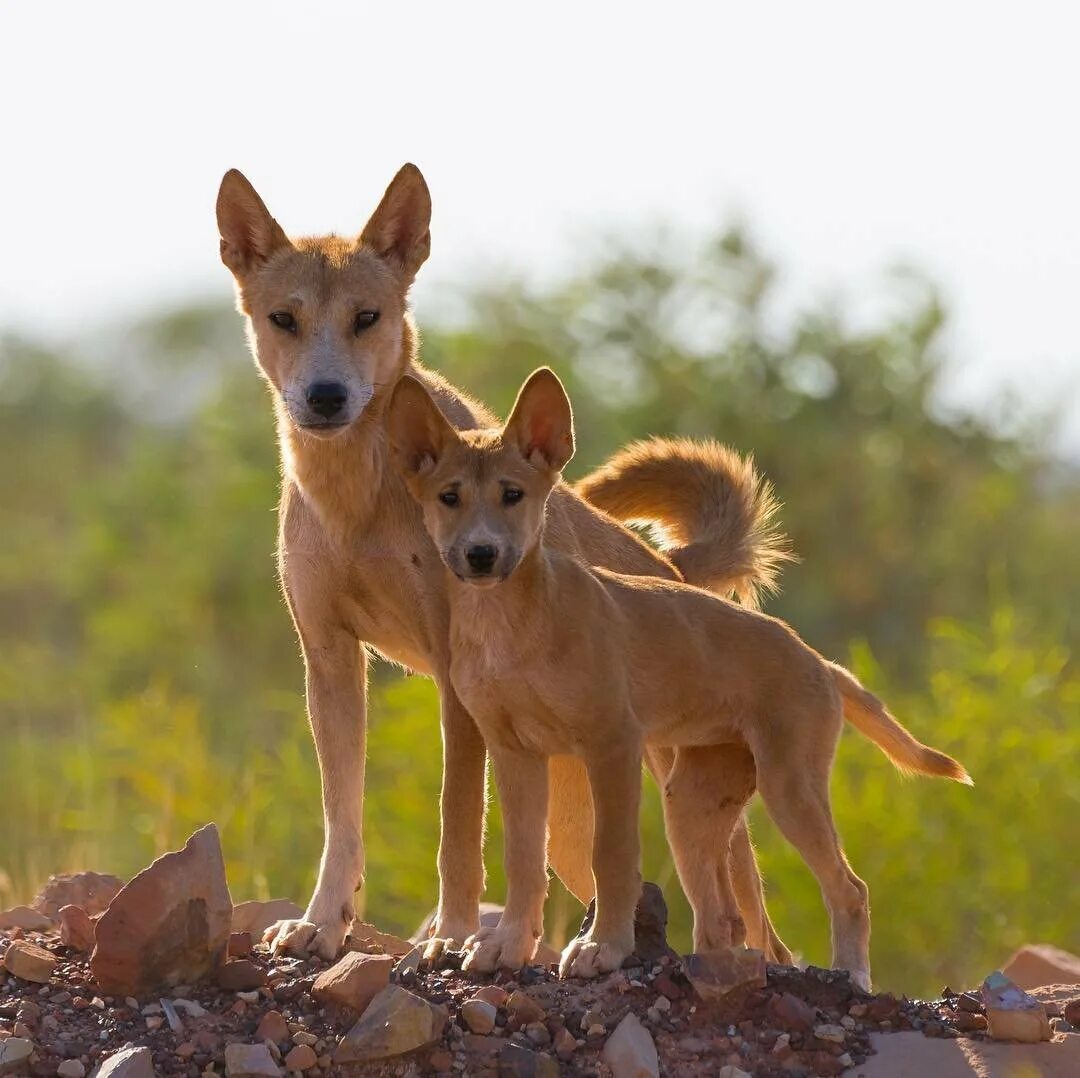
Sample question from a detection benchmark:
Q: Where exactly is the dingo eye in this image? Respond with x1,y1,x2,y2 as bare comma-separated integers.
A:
354,310,380,334
438,490,460,507
269,311,296,332
502,488,524,506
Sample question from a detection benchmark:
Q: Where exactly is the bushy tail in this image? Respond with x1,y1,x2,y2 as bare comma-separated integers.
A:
576,437,793,607
829,662,972,784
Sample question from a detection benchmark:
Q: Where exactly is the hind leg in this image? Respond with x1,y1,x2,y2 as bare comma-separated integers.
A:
730,812,793,964
754,733,871,990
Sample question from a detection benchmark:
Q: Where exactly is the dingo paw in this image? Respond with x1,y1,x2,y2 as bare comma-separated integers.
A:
461,923,537,973
559,935,632,979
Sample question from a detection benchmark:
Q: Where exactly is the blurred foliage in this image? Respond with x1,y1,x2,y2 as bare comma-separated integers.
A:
1,231,1078,996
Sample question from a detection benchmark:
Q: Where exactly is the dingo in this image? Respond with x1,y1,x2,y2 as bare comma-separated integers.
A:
387,367,971,989
216,165,792,962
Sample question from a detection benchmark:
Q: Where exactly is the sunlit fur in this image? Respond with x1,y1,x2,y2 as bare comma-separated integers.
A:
217,164,794,964
390,369,971,987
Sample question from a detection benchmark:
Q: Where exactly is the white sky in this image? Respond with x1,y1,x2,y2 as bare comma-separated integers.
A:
3,1,1078,452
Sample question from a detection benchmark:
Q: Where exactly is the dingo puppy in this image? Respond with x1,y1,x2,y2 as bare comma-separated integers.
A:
216,165,792,962
387,367,971,989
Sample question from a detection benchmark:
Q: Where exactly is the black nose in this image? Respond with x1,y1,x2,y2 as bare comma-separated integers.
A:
466,544,498,573
306,381,348,419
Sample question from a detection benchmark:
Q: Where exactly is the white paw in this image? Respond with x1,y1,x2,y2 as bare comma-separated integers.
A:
263,916,347,961
461,923,537,973
559,935,632,979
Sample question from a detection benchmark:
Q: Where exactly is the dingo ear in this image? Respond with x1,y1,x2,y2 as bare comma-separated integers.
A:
216,170,291,275
504,368,575,473
359,164,432,283
387,376,457,479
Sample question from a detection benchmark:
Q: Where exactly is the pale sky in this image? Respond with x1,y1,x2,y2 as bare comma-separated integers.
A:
3,1,1078,452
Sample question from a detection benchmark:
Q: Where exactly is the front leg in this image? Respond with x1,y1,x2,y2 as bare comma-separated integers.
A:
266,627,367,960
463,746,549,973
422,685,488,961
560,740,642,978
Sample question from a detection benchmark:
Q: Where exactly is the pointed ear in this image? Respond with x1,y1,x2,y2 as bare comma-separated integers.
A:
387,376,457,479
358,163,432,282
504,368,575,473
216,169,291,276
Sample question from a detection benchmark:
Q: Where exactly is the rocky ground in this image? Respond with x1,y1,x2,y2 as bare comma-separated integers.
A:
2,826,1079,1077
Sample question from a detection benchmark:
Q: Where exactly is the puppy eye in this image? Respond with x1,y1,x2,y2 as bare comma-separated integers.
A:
502,488,524,506
269,311,297,332
353,310,380,334
438,490,460,508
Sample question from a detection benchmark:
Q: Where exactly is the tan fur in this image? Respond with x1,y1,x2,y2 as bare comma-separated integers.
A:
216,166,792,963
578,437,793,608
388,368,971,989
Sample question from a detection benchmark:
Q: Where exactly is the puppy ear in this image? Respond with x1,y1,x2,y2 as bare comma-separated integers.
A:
387,375,457,479
504,367,575,473
358,163,432,283
216,170,291,275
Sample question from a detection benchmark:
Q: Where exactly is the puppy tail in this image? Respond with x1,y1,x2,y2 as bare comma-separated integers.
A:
576,437,793,608
830,663,972,784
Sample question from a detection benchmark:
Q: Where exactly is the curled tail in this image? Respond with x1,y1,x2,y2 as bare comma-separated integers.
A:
576,436,792,608
829,662,972,784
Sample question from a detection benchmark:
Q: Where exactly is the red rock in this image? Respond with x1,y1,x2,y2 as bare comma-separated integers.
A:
217,959,267,991
507,989,546,1025
312,951,394,1012
0,906,53,932
344,922,413,957
1002,945,1080,990
1064,998,1080,1026
230,899,303,937
428,1047,454,1071
32,873,124,919
3,940,57,983
94,1046,154,1078
57,905,96,951
684,948,766,1003
254,1009,289,1044
284,1044,317,1071
228,931,253,957
981,971,1051,1043
767,991,816,1034
90,824,232,996
653,973,684,1000
472,984,509,1008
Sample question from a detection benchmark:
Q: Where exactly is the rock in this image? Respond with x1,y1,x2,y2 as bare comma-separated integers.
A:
91,824,232,995
601,1013,659,1078
230,900,304,938
717,1068,751,1078
506,990,546,1026
334,985,447,1064
553,1026,577,1060
311,951,394,1013
767,991,816,1033
653,973,684,1001
224,1042,280,1077
95,1046,155,1078
473,984,509,1008
228,932,253,957
982,970,1051,1043
344,922,413,957
1065,998,1080,1026
1002,944,1080,990
813,1022,848,1043
860,1029,1080,1077
576,882,676,966
684,948,766,1003
3,940,57,983
0,1039,35,1075
32,872,124,919
0,906,53,932
498,1043,558,1077
283,1044,317,1071
56,905,97,951
217,959,267,991
56,1061,86,1078
461,998,497,1034
255,1011,290,1045
428,1048,454,1071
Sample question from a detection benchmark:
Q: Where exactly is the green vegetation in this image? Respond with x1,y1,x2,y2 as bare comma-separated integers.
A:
2,233,1077,996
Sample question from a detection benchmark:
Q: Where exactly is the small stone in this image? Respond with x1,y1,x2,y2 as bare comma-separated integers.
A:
311,952,394,1013
217,960,266,992
32,872,124,919
172,998,207,1017
343,922,413,958
230,899,304,938
772,1032,791,1056
3,941,57,984
228,932,254,958
981,971,1051,1043
1064,999,1080,1026
472,985,509,1009
11,1023,31,1040
587,1023,606,1038
498,1043,558,1077
840,1015,856,1030
284,1045,316,1071
716,1068,751,1078
56,1061,86,1078
524,1021,550,1046
652,995,670,1013
683,948,766,1003
255,1011,290,1045
601,1013,659,1077
428,1047,454,1071
145,1016,164,1031
652,974,684,1001
177,1042,196,1059
0,1039,35,1075
506,991,545,1026
57,906,97,952
813,1022,847,1043
224,1042,280,1077
95,1046,155,1078
236,991,259,1003
0,906,53,932
461,999,497,1034
291,1033,317,1048
552,1026,577,1060
334,985,447,1064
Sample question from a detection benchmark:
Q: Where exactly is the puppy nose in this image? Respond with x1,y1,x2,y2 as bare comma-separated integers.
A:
306,381,348,419
466,544,498,573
